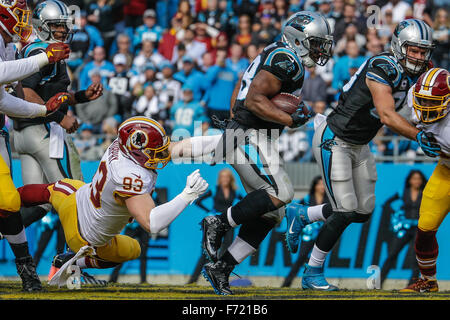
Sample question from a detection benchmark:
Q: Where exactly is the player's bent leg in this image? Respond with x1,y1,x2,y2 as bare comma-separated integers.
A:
95,234,141,264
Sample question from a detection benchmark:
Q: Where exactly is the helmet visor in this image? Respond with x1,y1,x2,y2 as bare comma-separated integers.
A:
304,36,333,66
12,7,32,42
413,91,449,123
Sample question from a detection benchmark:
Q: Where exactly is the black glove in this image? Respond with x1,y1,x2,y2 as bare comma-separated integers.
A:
416,131,441,157
290,101,315,128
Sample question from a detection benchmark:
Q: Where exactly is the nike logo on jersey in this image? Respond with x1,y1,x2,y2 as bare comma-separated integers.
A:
289,219,297,234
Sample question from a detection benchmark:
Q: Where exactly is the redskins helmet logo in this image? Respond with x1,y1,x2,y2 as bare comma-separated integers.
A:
129,130,149,150
0,0,17,8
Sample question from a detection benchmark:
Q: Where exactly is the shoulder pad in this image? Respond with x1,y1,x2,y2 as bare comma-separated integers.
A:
263,47,303,81
368,55,403,87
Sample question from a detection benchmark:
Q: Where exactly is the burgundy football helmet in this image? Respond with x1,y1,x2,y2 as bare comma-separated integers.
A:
413,68,450,123
118,117,171,170
0,0,32,42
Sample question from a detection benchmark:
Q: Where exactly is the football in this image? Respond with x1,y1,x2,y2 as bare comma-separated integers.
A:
271,92,302,115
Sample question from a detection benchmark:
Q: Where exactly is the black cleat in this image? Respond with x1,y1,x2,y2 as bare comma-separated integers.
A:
202,261,234,295
15,256,42,292
80,271,108,286
52,251,76,268
201,215,231,262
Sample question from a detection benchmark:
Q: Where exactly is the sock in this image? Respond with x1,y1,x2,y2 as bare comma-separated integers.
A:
221,250,238,266
76,257,119,269
415,228,438,279
308,244,329,267
9,241,31,259
17,183,52,207
307,204,326,222
226,236,256,264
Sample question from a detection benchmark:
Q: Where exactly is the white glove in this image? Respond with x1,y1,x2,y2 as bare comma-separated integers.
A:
180,169,209,204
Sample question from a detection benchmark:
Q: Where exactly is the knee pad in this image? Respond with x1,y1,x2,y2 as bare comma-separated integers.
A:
340,193,358,212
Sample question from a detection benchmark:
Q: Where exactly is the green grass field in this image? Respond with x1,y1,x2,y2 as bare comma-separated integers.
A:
0,281,449,300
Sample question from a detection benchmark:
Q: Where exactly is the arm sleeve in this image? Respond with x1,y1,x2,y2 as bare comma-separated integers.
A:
0,52,48,85
0,90,46,118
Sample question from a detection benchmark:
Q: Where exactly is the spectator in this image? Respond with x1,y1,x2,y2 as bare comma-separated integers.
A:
432,8,449,70
108,54,137,118
133,9,164,52
282,176,329,287
130,62,157,96
110,33,134,69
245,42,260,62
331,40,366,92
68,10,104,73
193,22,220,55
158,14,184,62
197,0,230,32
334,23,367,56
75,70,118,131
226,42,249,77
381,0,412,24
123,0,147,30
209,32,229,60
86,0,119,54
153,62,182,127
232,13,253,47
378,9,396,48
132,39,167,74
173,55,206,101
202,48,239,125
74,123,98,155
252,11,279,45
78,46,115,90
177,0,195,31
333,3,367,43
132,84,159,118
170,84,209,140
172,28,207,66
200,51,216,72
273,0,289,31
380,170,427,288
302,66,328,115
317,0,337,33
365,37,384,57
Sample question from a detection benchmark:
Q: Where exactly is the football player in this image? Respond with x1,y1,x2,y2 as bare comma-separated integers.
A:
195,11,333,295
18,117,209,287
284,19,440,291
14,0,103,229
400,68,449,293
0,0,70,291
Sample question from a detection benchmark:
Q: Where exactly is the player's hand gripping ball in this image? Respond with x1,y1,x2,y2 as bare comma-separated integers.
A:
271,93,315,128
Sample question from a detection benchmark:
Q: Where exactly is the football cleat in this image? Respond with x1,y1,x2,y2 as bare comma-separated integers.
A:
285,203,311,253
80,271,108,286
302,264,338,291
202,261,234,295
201,215,230,262
15,255,42,292
400,278,439,293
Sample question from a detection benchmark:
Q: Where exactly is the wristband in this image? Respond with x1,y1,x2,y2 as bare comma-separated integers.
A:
74,90,90,104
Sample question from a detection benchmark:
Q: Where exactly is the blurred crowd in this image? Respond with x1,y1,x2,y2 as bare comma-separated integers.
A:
23,0,450,161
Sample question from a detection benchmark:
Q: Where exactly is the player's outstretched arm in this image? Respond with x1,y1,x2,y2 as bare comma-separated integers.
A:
126,169,209,234
0,43,69,85
169,135,222,160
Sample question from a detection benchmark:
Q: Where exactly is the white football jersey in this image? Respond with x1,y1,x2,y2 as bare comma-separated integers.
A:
407,86,450,168
76,139,157,246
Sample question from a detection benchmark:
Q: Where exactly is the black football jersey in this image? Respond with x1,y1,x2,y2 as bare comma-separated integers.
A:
14,40,71,130
232,42,305,131
327,52,419,145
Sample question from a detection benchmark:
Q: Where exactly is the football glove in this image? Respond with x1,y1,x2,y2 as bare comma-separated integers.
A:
290,101,315,128
45,92,70,115
180,169,209,203
416,131,441,158
45,43,70,64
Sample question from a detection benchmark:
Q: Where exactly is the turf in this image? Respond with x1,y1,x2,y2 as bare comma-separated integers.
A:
0,281,449,300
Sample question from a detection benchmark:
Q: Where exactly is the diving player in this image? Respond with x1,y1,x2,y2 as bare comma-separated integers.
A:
17,117,209,287
284,19,440,291
0,0,70,291
400,68,449,293
198,11,333,295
